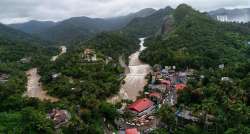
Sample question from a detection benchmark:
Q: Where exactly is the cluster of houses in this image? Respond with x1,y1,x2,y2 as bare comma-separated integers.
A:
119,65,189,134
48,109,71,128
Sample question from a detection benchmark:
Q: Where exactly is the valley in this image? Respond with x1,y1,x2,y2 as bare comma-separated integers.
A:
109,38,151,103
0,2,249,134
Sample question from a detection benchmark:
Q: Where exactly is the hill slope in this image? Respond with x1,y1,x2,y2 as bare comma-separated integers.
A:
122,6,174,37
9,20,56,34
140,4,250,69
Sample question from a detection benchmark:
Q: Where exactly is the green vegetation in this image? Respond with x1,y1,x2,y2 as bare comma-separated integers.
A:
140,4,250,134
0,24,59,133
122,7,173,37
77,32,138,60
38,32,138,133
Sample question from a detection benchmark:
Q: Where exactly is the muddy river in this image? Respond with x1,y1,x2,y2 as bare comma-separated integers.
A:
24,68,58,102
108,38,152,103
24,46,67,102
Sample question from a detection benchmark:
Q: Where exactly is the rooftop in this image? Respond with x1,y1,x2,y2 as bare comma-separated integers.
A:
126,128,139,134
175,83,186,90
128,98,154,113
149,92,162,99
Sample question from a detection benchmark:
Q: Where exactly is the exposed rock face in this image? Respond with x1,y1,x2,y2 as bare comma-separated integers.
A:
161,15,175,35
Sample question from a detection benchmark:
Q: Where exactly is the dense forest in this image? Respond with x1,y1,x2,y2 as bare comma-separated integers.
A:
140,4,250,134
0,28,58,133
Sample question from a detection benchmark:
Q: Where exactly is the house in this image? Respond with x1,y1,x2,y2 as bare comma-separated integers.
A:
83,48,97,62
125,128,139,134
177,72,187,83
176,110,199,123
128,98,155,117
160,80,171,86
148,84,167,92
52,73,61,79
0,73,9,83
149,92,162,104
175,83,186,91
221,77,233,82
20,57,31,64
48,109,70,128
219,64,225,69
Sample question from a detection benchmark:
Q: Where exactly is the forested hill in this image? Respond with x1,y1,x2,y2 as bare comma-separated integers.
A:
121,6,174,38
10,8,156,43
0,23,50,46
140,4,250,69
9,20,56,34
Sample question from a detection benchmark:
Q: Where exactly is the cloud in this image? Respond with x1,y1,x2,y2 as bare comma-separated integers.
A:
0,0,249,24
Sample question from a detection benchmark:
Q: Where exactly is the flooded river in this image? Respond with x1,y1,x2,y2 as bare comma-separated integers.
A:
24,46,67,102
124,38,151,100
108,38,151,103
24,68,58,102
51,46,67,61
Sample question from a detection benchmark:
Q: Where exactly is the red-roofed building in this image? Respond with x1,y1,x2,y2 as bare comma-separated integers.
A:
126,128,139,134
149,92,162,104
175,83,186,91
128,98,155,116
160,80,171,86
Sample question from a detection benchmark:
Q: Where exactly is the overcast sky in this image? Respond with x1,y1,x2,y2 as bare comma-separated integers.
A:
1,0,249,24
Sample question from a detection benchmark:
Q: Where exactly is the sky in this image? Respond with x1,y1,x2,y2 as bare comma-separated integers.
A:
0,0,249,24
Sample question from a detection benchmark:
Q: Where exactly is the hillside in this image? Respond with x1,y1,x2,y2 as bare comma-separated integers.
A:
9,20,56,34
122,6,174,37
140,4,250,69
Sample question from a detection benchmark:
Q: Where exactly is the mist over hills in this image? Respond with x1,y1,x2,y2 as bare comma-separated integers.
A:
209,8,250,22
8,8,156,43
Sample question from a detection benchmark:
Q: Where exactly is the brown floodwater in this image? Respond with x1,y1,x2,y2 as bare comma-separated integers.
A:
25,68,58,102
108,38,152,103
